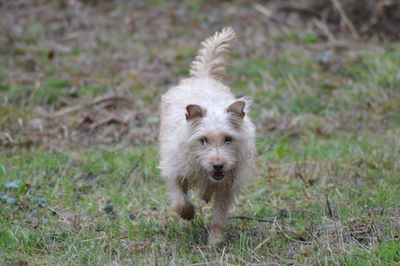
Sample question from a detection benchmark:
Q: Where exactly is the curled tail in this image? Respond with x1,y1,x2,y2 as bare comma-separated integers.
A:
190,27,236,81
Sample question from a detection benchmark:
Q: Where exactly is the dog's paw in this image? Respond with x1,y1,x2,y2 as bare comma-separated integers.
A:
208,231,223,246
177,204,195,220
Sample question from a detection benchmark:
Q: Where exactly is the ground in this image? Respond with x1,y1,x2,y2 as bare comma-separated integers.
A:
0,0,399,265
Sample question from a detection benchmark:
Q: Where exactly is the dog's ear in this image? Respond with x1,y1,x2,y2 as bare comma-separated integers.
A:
186,104,204,121
227,101,245,119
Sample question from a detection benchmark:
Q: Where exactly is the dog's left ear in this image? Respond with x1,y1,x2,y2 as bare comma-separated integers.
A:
227,101,245,119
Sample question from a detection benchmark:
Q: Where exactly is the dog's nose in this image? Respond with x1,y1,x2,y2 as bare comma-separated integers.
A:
213,163,224,171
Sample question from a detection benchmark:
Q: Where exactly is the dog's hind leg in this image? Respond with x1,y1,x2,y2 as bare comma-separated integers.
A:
201,182,217,203
169,177,195,220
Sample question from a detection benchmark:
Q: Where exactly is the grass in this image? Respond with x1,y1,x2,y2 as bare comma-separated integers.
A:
1,0,399,265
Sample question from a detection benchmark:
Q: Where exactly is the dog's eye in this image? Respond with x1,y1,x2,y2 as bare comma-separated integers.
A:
225,136,233,144
199,138,208,144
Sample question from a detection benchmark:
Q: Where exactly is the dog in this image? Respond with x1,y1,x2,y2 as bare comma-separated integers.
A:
159,27,255,245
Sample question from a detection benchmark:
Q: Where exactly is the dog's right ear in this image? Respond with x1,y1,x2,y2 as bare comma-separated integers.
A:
186,104,204,121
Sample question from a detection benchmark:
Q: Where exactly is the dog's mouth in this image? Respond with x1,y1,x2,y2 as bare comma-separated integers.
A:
211,171,225,181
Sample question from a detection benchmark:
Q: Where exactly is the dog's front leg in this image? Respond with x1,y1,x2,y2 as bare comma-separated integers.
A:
209,187,233,245
169,178,195,220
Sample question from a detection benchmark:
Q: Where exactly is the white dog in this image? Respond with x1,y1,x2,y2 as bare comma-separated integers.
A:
159,27,255,245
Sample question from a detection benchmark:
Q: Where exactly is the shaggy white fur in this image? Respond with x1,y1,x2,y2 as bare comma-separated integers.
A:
159,27,256,245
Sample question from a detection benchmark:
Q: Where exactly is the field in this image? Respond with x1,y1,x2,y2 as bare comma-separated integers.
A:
1,1,399,265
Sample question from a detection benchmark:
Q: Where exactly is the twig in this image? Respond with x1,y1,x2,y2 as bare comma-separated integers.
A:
330,0,360,38
295,167,305,184
197,247,209,264
275,222,314,245
325,193,333,218
82,232,107,242
254,4,272,17
352,237,371,253
229,216,274,223
120,154,143,190
312,18,337,43
220,246,226,264
252,237,271,252
112,153,144,203
295,159,310,197
46,206,65,218
254,4,290,27
51,93,129,118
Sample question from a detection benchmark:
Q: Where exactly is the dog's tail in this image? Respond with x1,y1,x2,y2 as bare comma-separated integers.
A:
189,27,236,81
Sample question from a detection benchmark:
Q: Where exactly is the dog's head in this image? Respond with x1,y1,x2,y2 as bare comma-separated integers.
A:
185,101,246,182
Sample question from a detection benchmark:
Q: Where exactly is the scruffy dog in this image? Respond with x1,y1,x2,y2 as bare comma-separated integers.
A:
159,28,255,245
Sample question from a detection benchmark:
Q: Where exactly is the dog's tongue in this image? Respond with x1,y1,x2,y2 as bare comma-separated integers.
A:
212,171,224,180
